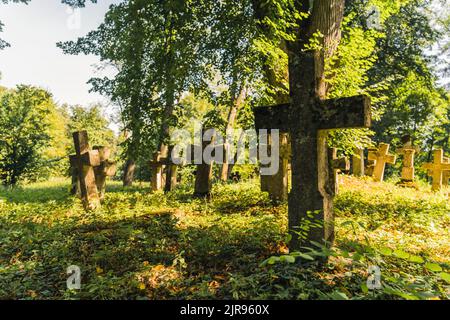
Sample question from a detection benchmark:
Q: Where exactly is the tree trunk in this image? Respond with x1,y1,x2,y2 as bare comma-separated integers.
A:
220,86,246,181
122,159,136,187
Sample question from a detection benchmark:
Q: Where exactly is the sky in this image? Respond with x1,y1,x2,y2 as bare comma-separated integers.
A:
0,0,121,108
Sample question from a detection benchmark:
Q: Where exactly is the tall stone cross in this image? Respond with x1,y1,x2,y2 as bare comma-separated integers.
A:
368,143,396,182
422,149,450,191
192,139,215,198
254,96,371,247
253,0,372,250
71,131,101,210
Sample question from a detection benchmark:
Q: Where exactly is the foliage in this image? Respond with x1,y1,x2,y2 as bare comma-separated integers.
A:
0,176,448,299
0,85,57,185
64,103,116,152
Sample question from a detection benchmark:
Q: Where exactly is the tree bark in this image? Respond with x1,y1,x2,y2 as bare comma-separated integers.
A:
122,159,136,187
220,86,246,181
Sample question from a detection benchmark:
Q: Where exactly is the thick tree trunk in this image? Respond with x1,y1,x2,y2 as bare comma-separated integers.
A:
122,159,136,187
220,86,246,181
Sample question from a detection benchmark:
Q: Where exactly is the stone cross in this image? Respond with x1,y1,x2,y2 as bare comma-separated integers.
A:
70,146,116,199
329,148,350,195
397,139,418,183
71,131,101,210
189,127,222,198
368,143,396,182
422,149,450,191
192,139,214,198
150,146,178,192
260,133,290,202
92,146,117,199
254,96,371,247
69,154,81,196
365,147,376,177
443,157,450,187
352,148,365,177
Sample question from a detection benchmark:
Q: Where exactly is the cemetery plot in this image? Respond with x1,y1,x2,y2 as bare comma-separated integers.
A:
69,131,116,209
368,143,396,182
422,149,450,191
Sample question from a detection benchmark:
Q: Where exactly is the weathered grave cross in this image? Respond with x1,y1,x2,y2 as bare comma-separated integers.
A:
192,137,215,198
71,131,101,210
422,149,450,191
368,143,396,182
92,146,117,199
70,145,116,199
443,158,450,187
252,0,372,250
254,96,371,247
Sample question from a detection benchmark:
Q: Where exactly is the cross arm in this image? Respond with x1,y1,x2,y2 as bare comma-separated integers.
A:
254,103,290,132
69,150,101,167
317,95,371,130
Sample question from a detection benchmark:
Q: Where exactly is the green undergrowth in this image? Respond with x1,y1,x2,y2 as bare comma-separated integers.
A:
0,176,448,300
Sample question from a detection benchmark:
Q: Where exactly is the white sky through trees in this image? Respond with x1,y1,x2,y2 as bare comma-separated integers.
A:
0,0,448,109
0,0,120,108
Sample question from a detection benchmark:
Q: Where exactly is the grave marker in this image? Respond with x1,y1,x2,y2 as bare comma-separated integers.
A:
368,143,396,182
352,148,365,177
193,144,213,198
397,137,419,184
92,146,117,199
71,131,101,210
253,1,371,250
150,146,178,192
254,96,371,247
422,149,450,191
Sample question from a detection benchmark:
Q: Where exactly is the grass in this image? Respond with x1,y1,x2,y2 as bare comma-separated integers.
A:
0,175,449,300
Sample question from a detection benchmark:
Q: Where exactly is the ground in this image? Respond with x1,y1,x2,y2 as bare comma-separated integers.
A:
0,176,449,300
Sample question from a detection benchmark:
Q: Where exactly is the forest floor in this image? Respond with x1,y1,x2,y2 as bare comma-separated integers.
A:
0,175,449,300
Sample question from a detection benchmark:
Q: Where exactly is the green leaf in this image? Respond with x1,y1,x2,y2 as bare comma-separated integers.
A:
393,249,410,260
280,255,295,263
361,283,369,294
425,262,443,272
439,272,450,283
379,246,393,256
383,287,419,300
328,291,349,300
267,257,279,265
298,252,314,261
408,255,424,264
